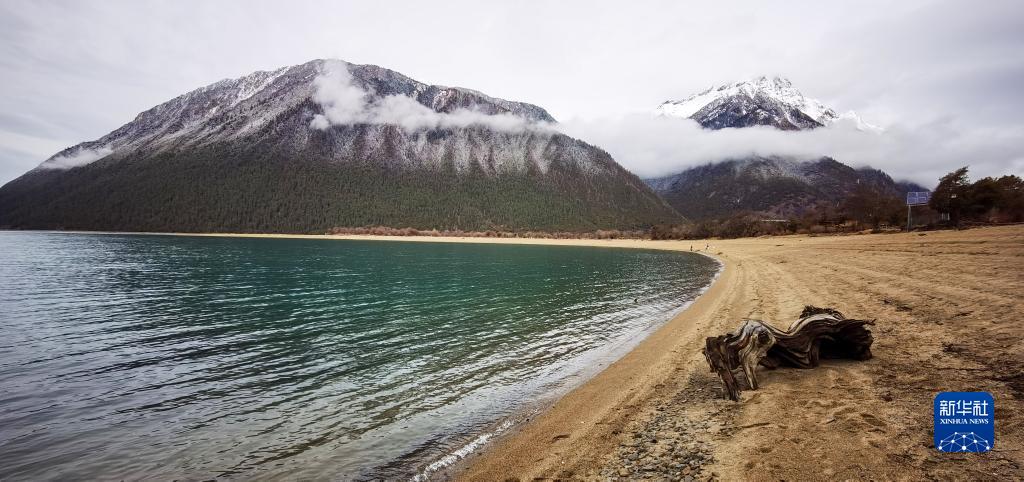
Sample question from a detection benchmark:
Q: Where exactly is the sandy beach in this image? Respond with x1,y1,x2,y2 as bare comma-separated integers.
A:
53,226,1024,479
425,225,1022,481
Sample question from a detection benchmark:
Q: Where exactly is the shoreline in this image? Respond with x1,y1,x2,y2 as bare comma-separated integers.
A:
452,240,739,480
6,227,1023,479
418,255,725,481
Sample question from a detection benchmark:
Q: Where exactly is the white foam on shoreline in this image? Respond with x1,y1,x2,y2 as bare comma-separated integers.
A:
412,418,517,481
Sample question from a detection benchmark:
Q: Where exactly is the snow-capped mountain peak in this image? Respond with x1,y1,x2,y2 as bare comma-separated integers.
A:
656,76,876,131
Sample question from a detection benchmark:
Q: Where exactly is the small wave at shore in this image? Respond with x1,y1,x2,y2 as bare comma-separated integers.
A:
414,418,518,481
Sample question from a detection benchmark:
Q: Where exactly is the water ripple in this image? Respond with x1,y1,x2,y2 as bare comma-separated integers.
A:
0,232,719,480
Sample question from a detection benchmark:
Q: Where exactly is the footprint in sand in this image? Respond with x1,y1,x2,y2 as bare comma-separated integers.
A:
859,413,887,428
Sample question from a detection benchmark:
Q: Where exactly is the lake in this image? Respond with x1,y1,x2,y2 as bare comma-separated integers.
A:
0,232,719,480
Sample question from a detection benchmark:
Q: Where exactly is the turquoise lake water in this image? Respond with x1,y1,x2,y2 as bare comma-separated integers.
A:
0,232,719,480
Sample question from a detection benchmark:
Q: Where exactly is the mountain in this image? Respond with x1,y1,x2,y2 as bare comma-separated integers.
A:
647,76,916,221
655,76,876,131
645,156,927,221
0,59,681,233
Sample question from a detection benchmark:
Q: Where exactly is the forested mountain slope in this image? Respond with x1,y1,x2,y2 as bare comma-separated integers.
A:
0,59,681,233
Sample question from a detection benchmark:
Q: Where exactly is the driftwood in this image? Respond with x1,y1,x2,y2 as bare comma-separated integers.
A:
703,306,875,401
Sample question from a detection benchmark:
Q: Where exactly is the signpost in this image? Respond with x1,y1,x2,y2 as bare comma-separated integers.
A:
906,191,931,231
907,192,931,206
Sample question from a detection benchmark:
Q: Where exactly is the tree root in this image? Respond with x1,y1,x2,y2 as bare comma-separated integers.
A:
703,306,875,401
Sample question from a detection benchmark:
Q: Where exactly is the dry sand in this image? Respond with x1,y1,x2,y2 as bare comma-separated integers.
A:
63,226,1024,479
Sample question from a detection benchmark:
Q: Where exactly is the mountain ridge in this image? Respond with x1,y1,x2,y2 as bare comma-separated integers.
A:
647,76,918,221
1,59,682,233
645,156,928,221
35,59,559,171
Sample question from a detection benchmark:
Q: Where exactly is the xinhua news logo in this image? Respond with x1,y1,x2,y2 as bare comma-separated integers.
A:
934,391,994,453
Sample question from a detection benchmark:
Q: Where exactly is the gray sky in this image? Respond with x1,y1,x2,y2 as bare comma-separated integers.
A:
1,0,1022,186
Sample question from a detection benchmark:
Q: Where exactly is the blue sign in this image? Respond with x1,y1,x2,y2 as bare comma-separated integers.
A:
907,191,931,206
934,392,994,452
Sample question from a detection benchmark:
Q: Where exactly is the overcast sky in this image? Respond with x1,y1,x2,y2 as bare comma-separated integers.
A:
1,0,1022,186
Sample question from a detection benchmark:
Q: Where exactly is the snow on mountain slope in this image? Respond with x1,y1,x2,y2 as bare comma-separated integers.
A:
656,76,877,131
33,59,559,171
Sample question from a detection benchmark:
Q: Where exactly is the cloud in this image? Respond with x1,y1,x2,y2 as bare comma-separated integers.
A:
310,61,553,133
39,145,113,170
310,63,370,128
558,114,1024,187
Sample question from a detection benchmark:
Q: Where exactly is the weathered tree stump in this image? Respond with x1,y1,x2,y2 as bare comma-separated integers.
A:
703,306,875,401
